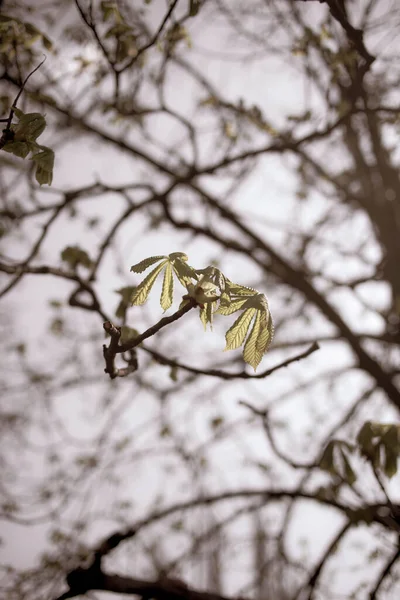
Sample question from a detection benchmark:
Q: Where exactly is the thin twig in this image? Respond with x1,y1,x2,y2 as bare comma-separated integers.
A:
145,341,319,380
102,299,196,378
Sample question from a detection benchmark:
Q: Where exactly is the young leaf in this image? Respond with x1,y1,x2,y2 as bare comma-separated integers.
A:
219,291,231,307
340,448,356,485
319,441,336,475
243,310,262,370
356,422,375,459
131,260,167,305
200,300,217,330
61,246,92,269
225,280,257,297
31,146,55,185
206,301,216,328
384,449,398,479
256,310,274,354
217,297,248,316
171,256,198,286
168,252,189,261
3,141,31,158
130,255,165,273
115,286,136,319
224,308,256,351
189,0,202,16
160,261,173,311
13,107,46,142
120,325,139,344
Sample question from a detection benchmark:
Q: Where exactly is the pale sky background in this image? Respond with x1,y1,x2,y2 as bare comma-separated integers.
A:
1,1,400,598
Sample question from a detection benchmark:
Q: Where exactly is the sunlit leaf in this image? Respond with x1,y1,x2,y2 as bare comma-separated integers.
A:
219,291,231,307
160,261,173,311
224,308,256,351
217,297,248,316
171,256,198,286
206,301,215,328
225,279,257,297
130,255,165,273
131,260,167,305
256,310,274,354
243,310,262,371
200,300,216,331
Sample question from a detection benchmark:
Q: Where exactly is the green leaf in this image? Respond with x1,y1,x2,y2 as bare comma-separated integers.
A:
383,425,400,454
131,260,167,305
105,23,131,39
225,280,257,297
224,308,256,351
200,300,216,331
171,256,198,286
243,310,262,371
169,366,178,382
61,246,92,269
256,310,274,354
239,293,268,311
384,449,398,479
189,0,202,16
130,255,165,273
101,0,120,22
13,107,46,142
160,261,173,311
357,422,375,459
340,448,356,485
31,146,55,185
319,441,335,475
206,301,215,328
3,140,31,158
115,286,136,318
217,297,248,316
169,252,189,261
120,325,139,344
42,35,53,51
219,291,231,307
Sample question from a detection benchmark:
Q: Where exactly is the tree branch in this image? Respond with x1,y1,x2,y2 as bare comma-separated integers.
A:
103,299,196,378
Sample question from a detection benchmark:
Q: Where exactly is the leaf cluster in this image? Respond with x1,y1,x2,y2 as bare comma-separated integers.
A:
100,1,138,63
3,106,54,185
0,14,53,60
357,421,400,478
319,422,400,485
129,253,274,371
